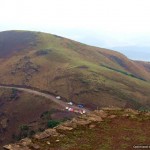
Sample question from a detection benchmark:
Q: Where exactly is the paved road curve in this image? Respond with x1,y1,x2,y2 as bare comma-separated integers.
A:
0,85,90,114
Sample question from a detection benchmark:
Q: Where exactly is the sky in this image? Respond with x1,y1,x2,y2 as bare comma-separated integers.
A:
0,0,150,61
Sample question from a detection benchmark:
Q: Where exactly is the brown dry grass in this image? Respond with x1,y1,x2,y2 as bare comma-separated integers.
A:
30,110,150,150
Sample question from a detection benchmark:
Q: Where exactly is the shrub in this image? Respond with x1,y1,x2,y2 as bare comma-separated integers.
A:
20,124,29,131
47,120,60,128
29,130,35,137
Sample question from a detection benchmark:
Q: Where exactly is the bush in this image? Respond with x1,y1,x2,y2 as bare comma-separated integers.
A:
47,120,60,128
20,124,29,131
29,130,35,137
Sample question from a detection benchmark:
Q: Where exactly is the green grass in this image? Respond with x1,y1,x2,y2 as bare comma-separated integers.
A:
47,120,61,128
101,64,146,81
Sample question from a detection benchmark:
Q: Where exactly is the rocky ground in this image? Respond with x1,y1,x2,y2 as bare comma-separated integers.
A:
3,108,150,150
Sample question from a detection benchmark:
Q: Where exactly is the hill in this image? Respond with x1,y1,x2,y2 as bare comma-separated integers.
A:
1,30,150,148
0,30,150,111
3,108,150,150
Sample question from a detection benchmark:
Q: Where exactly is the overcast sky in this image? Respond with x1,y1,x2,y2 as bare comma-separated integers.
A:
0,0,150,60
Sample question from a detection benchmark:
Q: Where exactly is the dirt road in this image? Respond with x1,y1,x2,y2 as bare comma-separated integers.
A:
0,85,89,114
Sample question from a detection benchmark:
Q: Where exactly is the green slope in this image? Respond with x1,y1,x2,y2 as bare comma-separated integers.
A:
0,30,150,110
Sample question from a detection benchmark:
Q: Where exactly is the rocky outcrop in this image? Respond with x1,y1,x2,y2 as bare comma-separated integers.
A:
124,108,139,115
3,138,32,150
3,110,106,149
3,108,149,150
55,125,73,131
34,128,59,140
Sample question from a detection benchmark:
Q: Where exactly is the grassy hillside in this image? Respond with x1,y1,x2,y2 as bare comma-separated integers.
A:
1,30,150,148
0,30,150,111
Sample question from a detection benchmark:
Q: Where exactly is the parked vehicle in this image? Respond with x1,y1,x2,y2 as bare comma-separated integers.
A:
68,108,74,112
78,104,84,108
65,106,69,110
56,96,61,99
67,102,73,105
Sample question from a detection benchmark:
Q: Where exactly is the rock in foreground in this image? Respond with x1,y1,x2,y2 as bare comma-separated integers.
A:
3,108,150,150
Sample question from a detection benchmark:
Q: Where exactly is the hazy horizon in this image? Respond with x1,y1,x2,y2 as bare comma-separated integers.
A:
1,0,150,61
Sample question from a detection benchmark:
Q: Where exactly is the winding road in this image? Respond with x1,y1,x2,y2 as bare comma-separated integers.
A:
0,85,89,114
